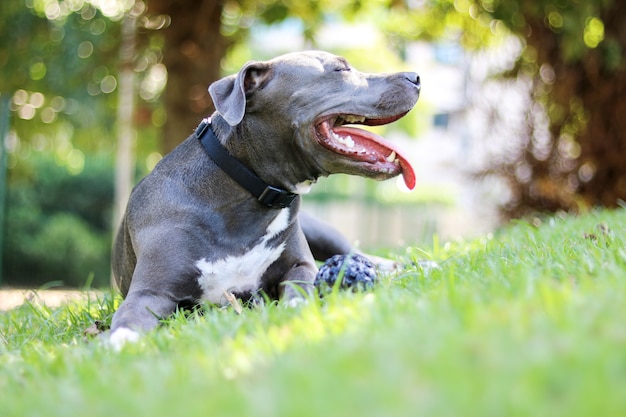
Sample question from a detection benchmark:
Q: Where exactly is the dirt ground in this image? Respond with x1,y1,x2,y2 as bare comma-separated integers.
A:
0,289,103,311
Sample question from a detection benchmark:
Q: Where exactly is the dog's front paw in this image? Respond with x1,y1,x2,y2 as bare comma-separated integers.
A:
284,296,308,308
109,327,141,351
358,252,401,273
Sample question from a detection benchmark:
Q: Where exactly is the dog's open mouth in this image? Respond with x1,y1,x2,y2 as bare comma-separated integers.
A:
314,113,416,189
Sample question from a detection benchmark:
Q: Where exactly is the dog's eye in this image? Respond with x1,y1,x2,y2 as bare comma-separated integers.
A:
333,57,351,72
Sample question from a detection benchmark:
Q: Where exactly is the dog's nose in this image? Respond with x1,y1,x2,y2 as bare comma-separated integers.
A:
404,72,420,92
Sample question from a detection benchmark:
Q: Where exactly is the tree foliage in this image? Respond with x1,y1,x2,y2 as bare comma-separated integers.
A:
401,0,626,215
1,1,121,153
4,154,113,286
1,0,140,285
482,0,626,214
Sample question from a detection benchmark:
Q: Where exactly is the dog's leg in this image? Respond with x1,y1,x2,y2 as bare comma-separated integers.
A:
281,262,318,307
109,289,178,349
276,225,319,306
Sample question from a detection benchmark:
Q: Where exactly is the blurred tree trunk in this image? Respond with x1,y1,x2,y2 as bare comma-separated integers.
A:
147,0,228,154
569,6,626,208
507,5,626,215
459,0,625,217
112,12,138,286
114,14,137,235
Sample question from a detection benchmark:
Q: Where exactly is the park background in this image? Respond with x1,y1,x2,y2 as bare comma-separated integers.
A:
0,0,624,288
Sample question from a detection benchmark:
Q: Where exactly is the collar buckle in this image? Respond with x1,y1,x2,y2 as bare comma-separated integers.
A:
258,186,298,209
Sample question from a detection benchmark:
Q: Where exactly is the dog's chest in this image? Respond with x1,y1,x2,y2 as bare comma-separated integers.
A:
195,209,290,305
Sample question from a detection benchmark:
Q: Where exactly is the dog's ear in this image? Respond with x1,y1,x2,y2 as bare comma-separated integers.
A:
208,61,271,126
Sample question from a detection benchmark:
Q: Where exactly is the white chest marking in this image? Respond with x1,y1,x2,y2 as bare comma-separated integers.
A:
293,180,313,194
195,209,290,305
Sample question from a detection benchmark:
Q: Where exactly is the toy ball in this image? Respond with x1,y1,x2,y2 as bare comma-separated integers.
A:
314,253,378,293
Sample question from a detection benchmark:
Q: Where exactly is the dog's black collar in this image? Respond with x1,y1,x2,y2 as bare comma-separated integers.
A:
195,118,298,209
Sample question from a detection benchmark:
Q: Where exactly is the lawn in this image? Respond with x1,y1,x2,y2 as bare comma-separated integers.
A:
1,208,625,417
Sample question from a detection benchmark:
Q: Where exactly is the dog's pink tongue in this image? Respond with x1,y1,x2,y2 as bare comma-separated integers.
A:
398,157,416,190
389,153,416,190
333,126,416,190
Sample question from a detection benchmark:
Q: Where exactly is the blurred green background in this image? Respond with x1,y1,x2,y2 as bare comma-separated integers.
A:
1,0,624,287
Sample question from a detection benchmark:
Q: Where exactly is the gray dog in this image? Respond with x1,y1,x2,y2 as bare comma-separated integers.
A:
110,50,420,346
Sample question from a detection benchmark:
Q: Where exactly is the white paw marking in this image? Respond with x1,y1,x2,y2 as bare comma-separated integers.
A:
109,328,140,351
286,297,307,308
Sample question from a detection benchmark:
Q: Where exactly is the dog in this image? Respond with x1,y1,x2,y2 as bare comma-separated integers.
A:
109,50,420,346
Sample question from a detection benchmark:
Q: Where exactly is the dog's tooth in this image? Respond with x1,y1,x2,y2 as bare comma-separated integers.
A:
386,151,397,162
332,131,356,148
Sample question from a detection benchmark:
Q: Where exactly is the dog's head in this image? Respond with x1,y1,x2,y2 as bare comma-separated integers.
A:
208,51,420,190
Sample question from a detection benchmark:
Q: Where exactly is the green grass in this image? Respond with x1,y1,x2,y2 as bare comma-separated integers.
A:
2,209,626,417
